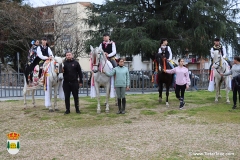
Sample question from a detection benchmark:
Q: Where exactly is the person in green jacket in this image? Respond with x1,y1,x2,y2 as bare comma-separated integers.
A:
104,58,130,114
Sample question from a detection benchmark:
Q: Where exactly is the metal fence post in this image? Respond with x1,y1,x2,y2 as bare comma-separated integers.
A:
141,70,144,94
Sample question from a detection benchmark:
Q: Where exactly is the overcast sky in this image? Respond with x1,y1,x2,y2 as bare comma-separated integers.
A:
27,0,104,7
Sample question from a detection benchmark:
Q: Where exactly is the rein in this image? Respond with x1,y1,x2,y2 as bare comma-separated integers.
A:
213,57,226,74
92,52,107,73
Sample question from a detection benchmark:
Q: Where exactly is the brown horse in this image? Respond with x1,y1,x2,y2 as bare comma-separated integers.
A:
154,53,174,106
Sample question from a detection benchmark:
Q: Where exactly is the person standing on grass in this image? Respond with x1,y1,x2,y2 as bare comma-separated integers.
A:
62,51,83,114
164,58,190,109
220,56,240,109
104,58,130,114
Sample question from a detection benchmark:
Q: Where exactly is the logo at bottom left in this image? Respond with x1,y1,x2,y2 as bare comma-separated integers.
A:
7,132,20,155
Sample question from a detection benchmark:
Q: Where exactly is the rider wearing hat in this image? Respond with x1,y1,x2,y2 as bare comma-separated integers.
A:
99,33,117,68
209,38,231,74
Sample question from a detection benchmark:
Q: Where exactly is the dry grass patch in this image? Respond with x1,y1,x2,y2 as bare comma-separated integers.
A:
0,90,239,159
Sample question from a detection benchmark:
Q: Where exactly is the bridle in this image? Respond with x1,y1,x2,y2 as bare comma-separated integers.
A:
157,54,167,72
92,51,107,73
213,54,226,74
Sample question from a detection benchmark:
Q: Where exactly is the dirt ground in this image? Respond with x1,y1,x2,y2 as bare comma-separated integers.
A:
0,93,239,160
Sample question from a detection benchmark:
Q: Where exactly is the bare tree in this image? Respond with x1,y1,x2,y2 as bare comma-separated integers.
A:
37,3,89,59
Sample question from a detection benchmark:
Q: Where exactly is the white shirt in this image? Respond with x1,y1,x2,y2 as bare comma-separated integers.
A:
210,46,226,58
99,41,116,57
36,45,54,60
158,46,172,60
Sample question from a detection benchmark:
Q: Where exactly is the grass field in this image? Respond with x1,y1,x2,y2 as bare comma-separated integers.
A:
0,90,239,160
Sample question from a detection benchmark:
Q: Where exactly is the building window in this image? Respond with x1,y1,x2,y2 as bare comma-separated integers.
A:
62,8,70,14
62,35,71,42
63,21,73,28
125,56,133,61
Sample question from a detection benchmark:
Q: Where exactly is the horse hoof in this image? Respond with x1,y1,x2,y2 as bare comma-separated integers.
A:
215,101,218,103
105,110,109,113
166,102,169,106
226,101,230,104
97,110,101,114
55,109,59,111
49,109,54,112
159,98,162,103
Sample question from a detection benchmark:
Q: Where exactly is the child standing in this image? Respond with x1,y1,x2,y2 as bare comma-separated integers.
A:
164,58,190,109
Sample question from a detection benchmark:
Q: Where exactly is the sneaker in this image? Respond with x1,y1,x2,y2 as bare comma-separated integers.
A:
76,110,81,114
64,110,70,115
179,101,185,109
181,101,185,107
232,105,236,109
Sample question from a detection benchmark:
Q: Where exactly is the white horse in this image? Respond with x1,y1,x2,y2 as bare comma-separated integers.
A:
90,45,116,113
23,57,64,111
212,50,231,103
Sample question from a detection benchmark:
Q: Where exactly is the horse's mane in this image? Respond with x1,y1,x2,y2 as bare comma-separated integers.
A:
156,53,172,70
54,56,63,64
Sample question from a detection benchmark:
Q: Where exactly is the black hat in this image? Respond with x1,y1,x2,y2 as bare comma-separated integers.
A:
214,37,220,41
103,32,110,37
42,37,47,40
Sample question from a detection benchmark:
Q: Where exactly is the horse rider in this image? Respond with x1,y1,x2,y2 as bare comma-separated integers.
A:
158,38,175,69
158,38,176,87
88,33,117,85
31,37,54,80
99,32,117,68
209,37,231,74
24,39,39,85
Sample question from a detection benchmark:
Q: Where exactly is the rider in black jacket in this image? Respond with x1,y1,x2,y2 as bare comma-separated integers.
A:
63,52,83,114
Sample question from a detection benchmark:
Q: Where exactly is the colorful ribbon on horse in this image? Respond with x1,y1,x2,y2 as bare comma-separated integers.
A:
209,68,214,81
163,58,166,71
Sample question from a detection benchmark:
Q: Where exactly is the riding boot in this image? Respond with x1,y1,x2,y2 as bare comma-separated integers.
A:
122,98,126,114
117,99,121,114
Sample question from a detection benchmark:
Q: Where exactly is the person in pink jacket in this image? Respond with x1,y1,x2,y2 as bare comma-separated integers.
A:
164,58,190,109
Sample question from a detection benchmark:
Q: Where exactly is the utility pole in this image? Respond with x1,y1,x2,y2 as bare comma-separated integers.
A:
17,52,19,86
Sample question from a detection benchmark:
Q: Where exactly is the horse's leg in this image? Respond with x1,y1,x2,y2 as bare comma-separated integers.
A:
218,80,222,98
54,85,59,111
158,82,163,102
105,83,110,113
23,90,27,109
32,89,36,107
48,84,53,112
95,83,101,113
215,79,219,102
165,85,170,106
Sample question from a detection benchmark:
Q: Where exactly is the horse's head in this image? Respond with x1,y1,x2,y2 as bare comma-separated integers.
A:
212,50,223,69
156,53,168,71
90,45,107,73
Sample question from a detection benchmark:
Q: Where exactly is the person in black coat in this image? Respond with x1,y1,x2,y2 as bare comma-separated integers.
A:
63,52,83,114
